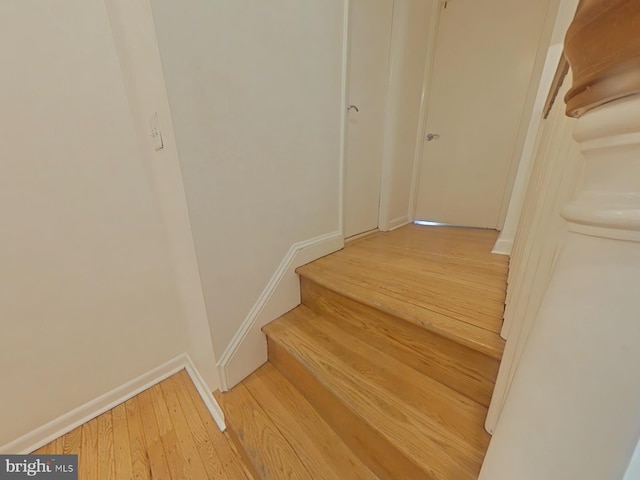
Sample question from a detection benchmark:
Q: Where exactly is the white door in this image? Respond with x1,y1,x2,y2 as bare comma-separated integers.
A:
344,0,394,238
415,0,550,228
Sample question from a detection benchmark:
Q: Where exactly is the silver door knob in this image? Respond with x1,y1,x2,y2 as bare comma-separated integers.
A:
347,105,360,112
426,133,440,141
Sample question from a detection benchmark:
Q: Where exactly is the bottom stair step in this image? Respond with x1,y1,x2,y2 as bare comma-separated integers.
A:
215,363,378,480
264,306,490,480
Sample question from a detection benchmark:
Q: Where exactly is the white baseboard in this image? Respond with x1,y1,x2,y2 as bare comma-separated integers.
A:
388,215,411,231
492,235,513,256
217,231,344,391
0,353,225,454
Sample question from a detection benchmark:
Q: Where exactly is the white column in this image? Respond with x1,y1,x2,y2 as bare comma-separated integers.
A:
480,95,640,480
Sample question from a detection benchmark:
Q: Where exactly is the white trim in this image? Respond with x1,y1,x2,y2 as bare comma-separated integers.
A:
182,355,225,431
388,215,410,231
491,236,513,256
216,231,344,391
345,228,379,244
339,0,350,237
624,437,640,480
219,0,349,392
492,42,566,256
377,0,398,232
0,353,225,454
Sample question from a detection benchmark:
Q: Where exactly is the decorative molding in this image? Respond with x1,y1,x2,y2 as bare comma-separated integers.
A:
0,353,224,454
491,237,513,256
561,96,640,240
216,231,344,391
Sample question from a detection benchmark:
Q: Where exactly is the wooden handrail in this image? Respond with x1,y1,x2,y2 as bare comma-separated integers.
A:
564,0,640,117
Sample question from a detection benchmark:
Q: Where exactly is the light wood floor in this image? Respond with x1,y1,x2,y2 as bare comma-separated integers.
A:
297,225,508,358
32,370,251,480
32,226,509,479
219,225,510,480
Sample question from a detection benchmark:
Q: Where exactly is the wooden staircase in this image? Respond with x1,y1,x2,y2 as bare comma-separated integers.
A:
215,225,508,479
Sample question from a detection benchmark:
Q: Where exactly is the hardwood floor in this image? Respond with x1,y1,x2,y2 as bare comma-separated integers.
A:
298,225,508,358
32,225,508,479
32,370,251,480
220,225,509,479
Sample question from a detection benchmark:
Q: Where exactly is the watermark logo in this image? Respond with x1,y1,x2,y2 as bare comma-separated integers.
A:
0,456,77,479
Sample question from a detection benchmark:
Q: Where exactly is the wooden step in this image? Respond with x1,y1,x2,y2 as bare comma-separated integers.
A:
301,277,499,407
296,226,507,359
264,306,491,480
215,363,378,480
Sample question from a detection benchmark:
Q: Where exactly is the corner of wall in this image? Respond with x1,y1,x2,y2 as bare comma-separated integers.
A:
216,231,344,391
492,234,513,256
0,353,225,454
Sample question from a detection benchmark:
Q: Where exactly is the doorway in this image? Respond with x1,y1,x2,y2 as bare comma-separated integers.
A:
414,0,551,229
343,0,393,239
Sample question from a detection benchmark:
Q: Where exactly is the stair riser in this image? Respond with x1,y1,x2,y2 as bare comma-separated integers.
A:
267,337,431,480
300,277,499,407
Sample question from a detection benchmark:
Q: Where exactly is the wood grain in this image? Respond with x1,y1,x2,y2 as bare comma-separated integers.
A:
297,225,507,359
267,337,428,480
177,372,251,480
301,277,499,407
265,310,487,480
96,411,116,480
565,0,640,117
80,416,98,478
33,371,248,480
124,397,152,480
111,403,135,480
242,364,378,480
216,383,312,479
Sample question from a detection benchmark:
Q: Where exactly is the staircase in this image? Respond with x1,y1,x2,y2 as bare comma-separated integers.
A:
215,225,508,479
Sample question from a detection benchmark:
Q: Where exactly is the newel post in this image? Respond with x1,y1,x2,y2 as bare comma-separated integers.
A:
480,2,640,479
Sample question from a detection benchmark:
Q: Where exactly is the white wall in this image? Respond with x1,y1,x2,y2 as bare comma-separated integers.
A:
0,0,196,447
103,0,219,390
493,0,579,254
150,1,345,360
485,0,582,433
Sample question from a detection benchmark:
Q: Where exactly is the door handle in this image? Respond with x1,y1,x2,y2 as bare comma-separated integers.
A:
426,133,440,141
347,105,360,112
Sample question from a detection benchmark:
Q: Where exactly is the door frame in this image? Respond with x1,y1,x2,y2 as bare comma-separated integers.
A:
375,0,443,231
339,0,351,239
404,0,445,228
408,0,560,231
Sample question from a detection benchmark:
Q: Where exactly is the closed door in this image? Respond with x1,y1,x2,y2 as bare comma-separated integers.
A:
415,0,550,228
344,0,393,238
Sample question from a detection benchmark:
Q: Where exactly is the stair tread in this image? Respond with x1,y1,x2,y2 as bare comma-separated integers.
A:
296,226,507,359
265,305,491,479
217,363,378,480
301,278,499,407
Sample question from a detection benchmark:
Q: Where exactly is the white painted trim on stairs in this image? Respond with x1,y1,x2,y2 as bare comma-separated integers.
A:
0,353,225,454
491,236,513,256
388,215,411,231
219,1,349,392
624,437,640,480
216,231,344,391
